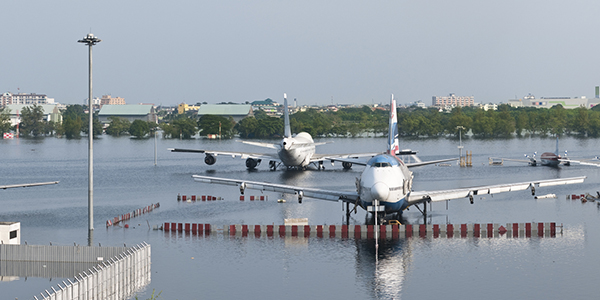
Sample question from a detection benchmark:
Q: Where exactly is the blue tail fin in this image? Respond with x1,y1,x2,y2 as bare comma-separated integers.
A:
283,93,292,138
388,94,399,155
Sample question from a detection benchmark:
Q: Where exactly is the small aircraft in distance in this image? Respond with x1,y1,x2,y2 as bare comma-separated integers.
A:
489,137,600,167
1,181,59,190
192,95,586,222
169,94,381,171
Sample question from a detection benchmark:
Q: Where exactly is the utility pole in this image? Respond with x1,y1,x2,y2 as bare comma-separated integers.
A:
78,33,101,246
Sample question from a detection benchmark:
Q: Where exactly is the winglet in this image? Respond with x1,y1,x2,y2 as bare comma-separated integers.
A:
388,94,399,155
283,93,292,138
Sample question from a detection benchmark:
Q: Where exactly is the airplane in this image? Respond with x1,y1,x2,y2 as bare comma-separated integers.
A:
1,181,59,189
169,94,381,171
489,136,600,167
191,95,586,222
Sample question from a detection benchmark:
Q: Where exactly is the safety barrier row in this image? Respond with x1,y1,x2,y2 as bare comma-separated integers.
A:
176,194,269,201
177,194,223,201
160,222,558,239
106,203,160,227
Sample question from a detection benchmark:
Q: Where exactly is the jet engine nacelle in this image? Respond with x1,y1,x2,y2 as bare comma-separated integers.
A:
204,154,216,165
245,158,261,169
297,191,303,203
342,162,353,169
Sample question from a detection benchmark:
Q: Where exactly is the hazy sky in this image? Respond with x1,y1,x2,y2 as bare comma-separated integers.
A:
2,1,599,106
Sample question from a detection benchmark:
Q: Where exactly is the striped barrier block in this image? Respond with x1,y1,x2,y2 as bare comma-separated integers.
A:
160,222,559,238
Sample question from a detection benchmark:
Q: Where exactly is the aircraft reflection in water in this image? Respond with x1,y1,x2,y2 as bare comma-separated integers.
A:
490,136,600,167
193,95,586,222
169,94,379,171
355,238,411,299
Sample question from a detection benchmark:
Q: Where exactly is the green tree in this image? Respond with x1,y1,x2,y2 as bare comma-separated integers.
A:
163,117,197,139
235,117,259,138
105,117,131,136
0,107,11,135
129,120,150,138
80,115,103,138
19,104,45,137
60,105,87,138
198,115,234,138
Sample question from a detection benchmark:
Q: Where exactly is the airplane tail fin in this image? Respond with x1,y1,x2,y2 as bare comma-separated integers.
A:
283,93,292,138
388,94,399,155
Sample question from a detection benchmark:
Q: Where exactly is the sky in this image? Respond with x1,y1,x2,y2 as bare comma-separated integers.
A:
2,1,600,106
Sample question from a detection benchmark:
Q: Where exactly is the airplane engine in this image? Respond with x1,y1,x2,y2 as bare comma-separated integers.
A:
245,158,261,169
342,162,353,169
297,191,303,203
204,154,216,165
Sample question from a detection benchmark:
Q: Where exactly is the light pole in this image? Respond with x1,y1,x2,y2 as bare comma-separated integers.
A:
78,33,101,245
456,126,465,165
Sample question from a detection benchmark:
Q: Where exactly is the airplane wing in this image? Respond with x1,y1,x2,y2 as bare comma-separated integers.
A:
489,157,532,164
405,157,458,168
239,141,279,149
323,156,457,168
313,152,382,165
406,176,586,204
1,181,59,190
168,148,279,161
559,158,600,167
192,175,359,203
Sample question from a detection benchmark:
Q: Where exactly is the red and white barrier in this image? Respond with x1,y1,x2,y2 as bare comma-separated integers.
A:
106,203,161,227
160,222,559,238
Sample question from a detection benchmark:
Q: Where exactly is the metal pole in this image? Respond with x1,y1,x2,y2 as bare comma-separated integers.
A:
78,33,101,246
154,129,157,166
88,42,94,236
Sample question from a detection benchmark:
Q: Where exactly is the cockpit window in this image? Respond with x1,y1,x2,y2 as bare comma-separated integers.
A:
367,155,399,167
373,162,391,167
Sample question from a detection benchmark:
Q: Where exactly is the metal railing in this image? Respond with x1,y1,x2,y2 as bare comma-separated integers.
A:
0,242,151,300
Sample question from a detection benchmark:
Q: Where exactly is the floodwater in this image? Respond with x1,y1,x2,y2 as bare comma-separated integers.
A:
1,135,600,299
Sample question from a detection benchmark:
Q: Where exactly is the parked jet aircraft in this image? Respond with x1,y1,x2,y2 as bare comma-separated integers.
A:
1,181,59,190
169,94,380,170
192,96,585,221
489,136,599,167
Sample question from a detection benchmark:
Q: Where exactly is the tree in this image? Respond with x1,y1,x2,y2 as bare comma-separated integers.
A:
19,104,45,137
80,115,103,138
197,115,234,138
60,105,87,139
105,117,131,136
235,117,259,138
129,120,151,138
0,107,11,135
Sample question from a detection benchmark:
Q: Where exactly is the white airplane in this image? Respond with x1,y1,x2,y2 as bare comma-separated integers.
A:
490,136,600,167
192,96,586,221
169,94,380,170
1,181,59,189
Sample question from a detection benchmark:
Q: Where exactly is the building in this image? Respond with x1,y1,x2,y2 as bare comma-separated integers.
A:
5,104,62,126
1,92,52,106
251,99,280,116
196,104,253,122
0,222,20,244
178,103,201,114
432,93,474,107
507,94,599,109
98,104,156,125
100,95,126,105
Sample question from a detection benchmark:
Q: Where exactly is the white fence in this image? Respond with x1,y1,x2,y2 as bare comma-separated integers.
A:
24,242,151,300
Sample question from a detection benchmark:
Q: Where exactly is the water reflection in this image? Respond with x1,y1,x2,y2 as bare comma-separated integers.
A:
355,238,412,299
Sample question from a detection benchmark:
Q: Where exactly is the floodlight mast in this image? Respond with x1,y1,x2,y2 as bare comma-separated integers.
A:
78,33,101,245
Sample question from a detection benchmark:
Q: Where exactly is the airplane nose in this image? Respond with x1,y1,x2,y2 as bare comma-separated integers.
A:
370,182,390,201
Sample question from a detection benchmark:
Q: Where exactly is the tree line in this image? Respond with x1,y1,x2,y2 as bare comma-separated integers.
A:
2,103,600,139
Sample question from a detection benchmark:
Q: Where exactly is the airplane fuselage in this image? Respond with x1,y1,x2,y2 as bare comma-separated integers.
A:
358,154,413,214
278,132,316,168
540,152,560,167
